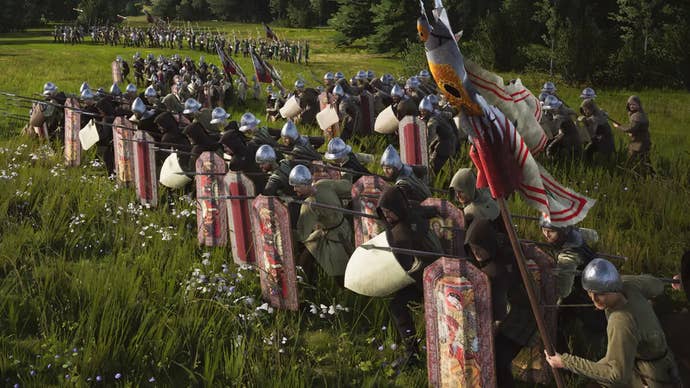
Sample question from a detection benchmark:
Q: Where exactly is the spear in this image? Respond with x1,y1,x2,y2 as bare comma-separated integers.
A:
359,244,462,259
198,195,256,200
519,239,629,262
287,198,380,219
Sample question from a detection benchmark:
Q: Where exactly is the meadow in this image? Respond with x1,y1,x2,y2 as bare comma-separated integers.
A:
0,19,689,387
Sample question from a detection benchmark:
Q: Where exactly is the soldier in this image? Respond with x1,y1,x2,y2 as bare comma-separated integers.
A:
133,53,145,86
124,83,138,105
323,137,370,183
543,95,582,158
390,84,418,121
380,145,430,203
182,98,214,136
293,80,320,127
255,144,295,197
546,259,682,387
580,98,615,160
419,96,457,173
144,85,165,111
41,82,67,137
612,96,653,174
291,165,354,284
539,81,557,102
376,185,443,368
129,96,159,137
580,87,597,100
323,72,336,93
161,82,184,114
239,112,279,149
209,107,229,132
404,76,425,105
334,84,361,141
280,120,321,161
448,168,499,225
465,218,534,387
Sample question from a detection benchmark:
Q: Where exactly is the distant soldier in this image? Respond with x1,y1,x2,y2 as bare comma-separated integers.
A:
419,96,457,173
292,80,320,127
544,95,582,158
449,168,499,225
580,98,614,159
323,137,370,183
255,144,295,197
546,259,682,388
390,84,418,121
380,145,430,203
579,87,597,101
280,120,321,161
612,96,653,174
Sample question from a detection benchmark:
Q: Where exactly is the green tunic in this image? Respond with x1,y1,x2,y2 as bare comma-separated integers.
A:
561,275,680,387
296,179,354,276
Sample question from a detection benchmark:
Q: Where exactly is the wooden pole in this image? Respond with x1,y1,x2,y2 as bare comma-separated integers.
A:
497,199,566,388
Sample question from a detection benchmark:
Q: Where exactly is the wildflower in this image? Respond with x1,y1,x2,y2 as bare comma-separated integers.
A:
202,258,210,266
64,374,70,380
30,370,36,376
390,343,398,350
114,373,122,379
377,345,384,351
381,326,387,331
96,375,102,382
148,377,156,383
328,305,335,315
309,304,318,314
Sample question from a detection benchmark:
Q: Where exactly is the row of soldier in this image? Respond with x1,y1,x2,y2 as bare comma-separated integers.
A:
25,73,681,386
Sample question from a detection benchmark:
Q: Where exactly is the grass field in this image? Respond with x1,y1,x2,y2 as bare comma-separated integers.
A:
0,20,689,387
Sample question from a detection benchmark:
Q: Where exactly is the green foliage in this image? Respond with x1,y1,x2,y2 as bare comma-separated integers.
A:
368,0,418,53
328,0,374,46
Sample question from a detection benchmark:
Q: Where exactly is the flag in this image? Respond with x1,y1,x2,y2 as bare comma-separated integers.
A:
466,96,595,227
263,23,279,42
216,44,247,84
250,50,273,83
464,58,548,154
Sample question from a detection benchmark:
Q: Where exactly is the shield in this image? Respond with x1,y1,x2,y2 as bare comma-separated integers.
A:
159,153,192,189
511,242,558,384
421,198,466,257
250,195,299,311
311,161,340,182
196,152,228,247
358,90,375,135
374,105,399,134
344,232,415,297
398,115,428,167
279,95,302,119
133,131,158,208
316,104,339,131
224,171,256,265
78,119,99,151
351,175,388,247
424,257,496,388
30,102,48,139
111,61,123,84
112,117,135,186
64,97,81,166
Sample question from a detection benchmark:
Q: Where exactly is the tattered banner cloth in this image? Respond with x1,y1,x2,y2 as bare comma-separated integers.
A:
464,59,548,154
250,51,272,83
216,43,247,84
467,99,594,227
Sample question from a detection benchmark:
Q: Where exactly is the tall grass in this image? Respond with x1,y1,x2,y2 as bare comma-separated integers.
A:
0,24,688,386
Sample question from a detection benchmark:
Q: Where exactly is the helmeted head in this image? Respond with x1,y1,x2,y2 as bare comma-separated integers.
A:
42,82,58,96
541,81,556,94
96,87,107,98
380,145,403,177
199,55,205,64
324,137,352,163
289,164,313,191
255,144,277,167
582,258,623,296
390,84,404,101
131,97,147,116
542,95,562,111
323,72,335,85
116,55,123,62
380,73,394,86
210,107,229,125
426,94,439,108
144,85,157,99
294,79,305,91
333,84,345,98
81,88,95,102
580,87,597,100
355,70,367,81
281,120,299,144
449,168,477,205
539,216,570,245
418,95,434,117
366,70,375,81
418,69,430,80
405,76,421,91
80,82,90,94
110,83,122,96
239,112,260,132
182,98,201,115
334,71,344,81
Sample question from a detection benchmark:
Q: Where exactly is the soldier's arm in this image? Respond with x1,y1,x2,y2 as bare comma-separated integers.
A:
561,313,638,385
555,250,581,300
621,275,665,299
618,114,642,134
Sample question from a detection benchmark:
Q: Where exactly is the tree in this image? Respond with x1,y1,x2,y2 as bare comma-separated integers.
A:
369,0,417,53
328,0,374,46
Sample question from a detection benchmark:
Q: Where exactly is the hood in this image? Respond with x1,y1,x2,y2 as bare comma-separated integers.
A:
219,129,248,156
376,186,409,225
464,218,498,259
449,168,477,201
154,112,178,134
183,123,217,147
579,98,600,116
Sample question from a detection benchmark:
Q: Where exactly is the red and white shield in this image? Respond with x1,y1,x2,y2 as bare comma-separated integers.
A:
112,117,135,186
133,130,158,208
195,152,228,247
351,175,388,247
224,171,256,265
398,115,428,167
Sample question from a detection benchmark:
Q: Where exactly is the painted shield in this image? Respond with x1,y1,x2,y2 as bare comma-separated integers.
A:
358,90,375,135
351,175,388,247
279,95,302,119
318,91,330,111
112,117,135,186
63,97,81,167
111,61,123,85
224,171,256,265
511,242,558,384
133,131,158,208
250,195,299,311
398,115,428,167
421,198,466,257
195,152,228,247
311,161,340,182
424,257,496,388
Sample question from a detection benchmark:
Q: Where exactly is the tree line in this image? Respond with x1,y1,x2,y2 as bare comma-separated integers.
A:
1,0,688,88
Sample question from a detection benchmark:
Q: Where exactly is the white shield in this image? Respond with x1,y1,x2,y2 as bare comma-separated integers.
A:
78,119,100,150
159,152,192,189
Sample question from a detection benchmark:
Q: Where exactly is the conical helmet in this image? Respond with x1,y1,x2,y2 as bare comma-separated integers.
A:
131,97,146,115
281,120,299,141
289,164,312,186
210,107,229,125
324,137,351,161
182,98,201,114
239,112,260,132
380,144,402,170
255,144,277,164
110,83,122,96
581,258,623,294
